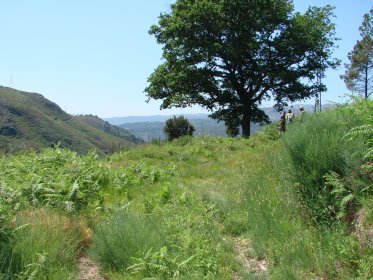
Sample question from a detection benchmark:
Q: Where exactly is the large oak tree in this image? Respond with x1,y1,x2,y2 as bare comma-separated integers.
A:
145,0,339,136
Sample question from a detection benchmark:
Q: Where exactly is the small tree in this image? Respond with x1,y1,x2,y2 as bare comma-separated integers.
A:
163,116,195,141
341,7,372,99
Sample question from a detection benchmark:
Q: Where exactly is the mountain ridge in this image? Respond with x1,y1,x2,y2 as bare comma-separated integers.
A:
104,104,316,125
0,86,140,154
107,105,316,141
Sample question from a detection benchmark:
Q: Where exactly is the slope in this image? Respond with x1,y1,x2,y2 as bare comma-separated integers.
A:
73,114,143,144
0,86,138,154
0,100,371,279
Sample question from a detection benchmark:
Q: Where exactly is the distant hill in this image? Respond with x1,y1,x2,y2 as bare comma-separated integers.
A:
111,105,316,141
74,114,143,144
105,113,209,125
105,106,316,126
120,119,262,141
0,87,140,154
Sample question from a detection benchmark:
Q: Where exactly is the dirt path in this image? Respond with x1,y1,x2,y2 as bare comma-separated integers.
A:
233,237,268,279
78,257,105,280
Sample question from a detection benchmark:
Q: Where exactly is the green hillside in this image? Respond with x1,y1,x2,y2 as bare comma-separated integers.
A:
0,99,372,279
73,114,143,144
0,87,139,154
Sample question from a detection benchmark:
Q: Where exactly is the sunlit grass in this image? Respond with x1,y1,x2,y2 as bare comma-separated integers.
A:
1,102,372,279
0,209,86,279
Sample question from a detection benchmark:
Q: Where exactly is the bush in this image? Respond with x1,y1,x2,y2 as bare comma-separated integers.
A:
163,116,195,141
283,104,369,224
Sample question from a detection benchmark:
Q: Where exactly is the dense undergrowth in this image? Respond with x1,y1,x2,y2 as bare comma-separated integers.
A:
0,99,372,279
283,100,372,226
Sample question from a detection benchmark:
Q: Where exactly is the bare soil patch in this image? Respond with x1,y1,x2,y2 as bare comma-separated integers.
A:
78,257,105,280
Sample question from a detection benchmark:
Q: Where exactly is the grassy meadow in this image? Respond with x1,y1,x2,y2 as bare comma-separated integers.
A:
0,99,372,279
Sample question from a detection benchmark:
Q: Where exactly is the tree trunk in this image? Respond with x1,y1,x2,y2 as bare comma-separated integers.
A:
365,63,368,99
241,112,251,137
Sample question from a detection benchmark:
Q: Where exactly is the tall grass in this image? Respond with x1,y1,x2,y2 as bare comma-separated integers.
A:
236,142,364,279
283,107,367,223
0,209,85,279
94,120,372,278
90,136,252,279
89,193,233,278
89,208,166,271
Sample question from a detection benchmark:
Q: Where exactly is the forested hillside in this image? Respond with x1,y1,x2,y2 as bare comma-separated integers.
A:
74,114,143,144
1,99,371,279
0,87,140,154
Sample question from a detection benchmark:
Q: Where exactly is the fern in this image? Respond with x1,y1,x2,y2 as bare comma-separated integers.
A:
345,124,373,141
325,172,355,221
15,252,49,280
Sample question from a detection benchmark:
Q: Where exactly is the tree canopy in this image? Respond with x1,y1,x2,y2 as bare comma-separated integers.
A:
145,0,339,136
341,7,372,99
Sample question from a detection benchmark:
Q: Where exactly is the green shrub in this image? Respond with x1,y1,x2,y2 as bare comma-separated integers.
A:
283,103,369,224
163,116,195,141
235,139,368,279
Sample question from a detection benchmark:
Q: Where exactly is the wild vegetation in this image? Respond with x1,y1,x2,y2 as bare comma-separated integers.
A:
0,99,372,279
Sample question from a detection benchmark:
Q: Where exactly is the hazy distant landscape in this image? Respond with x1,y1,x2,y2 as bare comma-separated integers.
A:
106,105,315,141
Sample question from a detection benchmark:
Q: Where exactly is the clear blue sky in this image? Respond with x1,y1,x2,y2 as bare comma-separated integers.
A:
0,1,371,118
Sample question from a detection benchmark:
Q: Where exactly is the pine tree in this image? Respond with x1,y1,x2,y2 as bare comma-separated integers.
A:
341,7,372,99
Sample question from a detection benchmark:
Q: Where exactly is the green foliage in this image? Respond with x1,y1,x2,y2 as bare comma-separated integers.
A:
145,0,339,136
0,103,372,279
91,199,225,278
0,147,107,212
0,184,21,247
163,116,195,141
90,137,252,278
344,98,373,174
225,119,240,138
282,105,369,224
235,145,364,279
